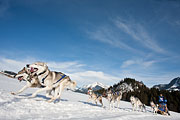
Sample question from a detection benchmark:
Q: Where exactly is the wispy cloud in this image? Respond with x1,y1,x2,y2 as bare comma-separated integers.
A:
114,17,166,54
48,61,85,73
87,25,143,54
121,59,156,68
87,17,167,55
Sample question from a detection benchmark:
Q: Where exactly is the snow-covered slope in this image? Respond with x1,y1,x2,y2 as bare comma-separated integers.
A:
0,75,180,120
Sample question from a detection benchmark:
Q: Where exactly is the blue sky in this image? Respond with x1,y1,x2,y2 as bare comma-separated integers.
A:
0,0,180,87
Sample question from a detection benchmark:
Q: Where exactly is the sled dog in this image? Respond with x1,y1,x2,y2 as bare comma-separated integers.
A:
87,88,103,107
11,67,42,95
28,62,77,102
130,96,146,112
150,101,158,114
11,67,54,98
106,90,122,110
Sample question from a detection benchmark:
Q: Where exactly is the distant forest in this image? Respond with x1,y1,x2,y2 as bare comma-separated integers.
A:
97,78,180,113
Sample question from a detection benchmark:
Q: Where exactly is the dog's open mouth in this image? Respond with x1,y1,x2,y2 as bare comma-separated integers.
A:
18,76,24,81
30,67,38,73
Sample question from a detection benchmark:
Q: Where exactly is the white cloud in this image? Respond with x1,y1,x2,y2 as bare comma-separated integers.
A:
121,59,156,68
47,61,85,73
0,57,85,73
87,17,167,55
0,57,120,86
114,18,166,54
0,57,177,87
121,60,136,68
0,58,30,72
69,71,120,86
87,25,143,54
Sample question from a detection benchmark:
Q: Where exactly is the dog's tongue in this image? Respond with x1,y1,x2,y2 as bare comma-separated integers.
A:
30,67,34,73
18,77,23,81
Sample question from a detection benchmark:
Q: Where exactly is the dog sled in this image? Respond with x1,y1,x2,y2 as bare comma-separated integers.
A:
157,94,170,116
158,102,170,115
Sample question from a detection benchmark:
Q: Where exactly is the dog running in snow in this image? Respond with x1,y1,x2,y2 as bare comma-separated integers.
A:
87,88,103,107
11,67,55,98
28,62,77,102
150,101,158,114
105,89,122,110
130,96,146,112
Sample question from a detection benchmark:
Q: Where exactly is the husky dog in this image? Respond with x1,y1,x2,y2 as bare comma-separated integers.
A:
150,101,158,114
28,62,77,102
11,67,55,98
11,67,43,95
130,96,146,112
106,90,122,110
87,88,103,107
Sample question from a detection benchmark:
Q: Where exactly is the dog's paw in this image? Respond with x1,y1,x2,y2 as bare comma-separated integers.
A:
47,98,55,103
45,95,53,98
47,99,53,103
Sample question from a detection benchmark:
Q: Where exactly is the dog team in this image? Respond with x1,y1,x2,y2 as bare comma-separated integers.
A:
87,88,169,115
3,61,169,115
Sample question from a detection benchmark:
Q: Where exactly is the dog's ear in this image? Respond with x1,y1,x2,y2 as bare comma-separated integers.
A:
43,62,47,66
26,64,30,68
24,67,27,72
39,62,47,66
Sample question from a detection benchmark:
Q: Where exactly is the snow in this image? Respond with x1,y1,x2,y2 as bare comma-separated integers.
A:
116,83,133,92
83,82,109,90
77,82,109,93
171,82,179,88
0,75,180,120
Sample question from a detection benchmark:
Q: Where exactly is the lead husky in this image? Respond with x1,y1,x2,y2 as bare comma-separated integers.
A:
87,88,103,107
28,62,77,102
11,67,54,98
106,89,122,110
130,96,146,112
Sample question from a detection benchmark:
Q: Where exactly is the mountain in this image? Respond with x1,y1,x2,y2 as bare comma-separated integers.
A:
76,82,109,93
153,77,180,91
111,78,148,93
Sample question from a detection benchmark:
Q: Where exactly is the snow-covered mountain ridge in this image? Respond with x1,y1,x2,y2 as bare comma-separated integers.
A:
76,82,109,93
153,77,180,91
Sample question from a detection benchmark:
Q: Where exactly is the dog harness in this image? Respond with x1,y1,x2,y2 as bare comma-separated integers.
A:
41,75,48,84
53,74,67,85
41,73,67,85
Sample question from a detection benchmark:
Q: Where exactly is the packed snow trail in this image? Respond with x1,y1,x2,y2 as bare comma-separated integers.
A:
0,75,180,120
